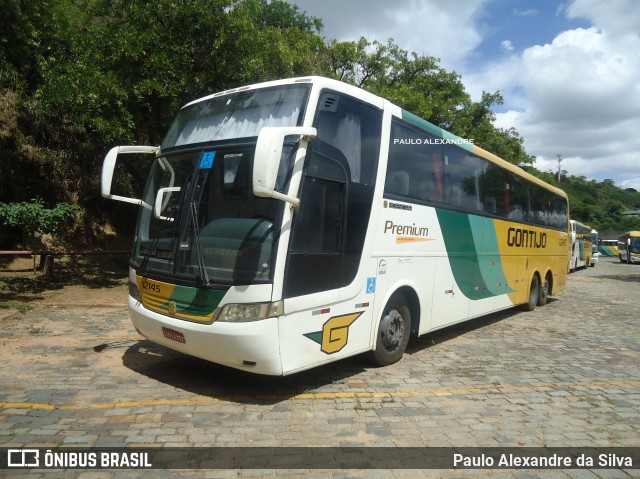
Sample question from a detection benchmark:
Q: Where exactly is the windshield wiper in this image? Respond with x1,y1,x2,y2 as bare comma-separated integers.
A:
189,201,215,289
139,205,179,278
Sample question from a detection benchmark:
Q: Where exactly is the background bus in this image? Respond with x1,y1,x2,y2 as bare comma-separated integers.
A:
102,76,569,375
590,229,599,265
569,219,593,271
598,239,619,257
618,231,640,263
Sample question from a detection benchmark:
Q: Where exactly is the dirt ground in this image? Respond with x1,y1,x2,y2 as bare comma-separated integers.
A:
0,254,130,316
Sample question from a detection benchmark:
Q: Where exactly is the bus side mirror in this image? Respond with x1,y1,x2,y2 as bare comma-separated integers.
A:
253,126,316,207
154,187,181,220
101,145,160,205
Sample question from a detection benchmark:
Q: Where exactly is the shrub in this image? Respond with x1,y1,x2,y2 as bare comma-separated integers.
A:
0,199,80,250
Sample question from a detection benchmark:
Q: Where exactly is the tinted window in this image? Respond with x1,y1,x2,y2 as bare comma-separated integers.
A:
386,122,443,202
314,91,381,185
442,146,483,212
292,176,344,255
386,121,482,210
385,118,568,230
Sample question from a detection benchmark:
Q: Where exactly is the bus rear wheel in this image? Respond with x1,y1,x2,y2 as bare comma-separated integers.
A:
521,275,539,312
370,294,411,367
537,275,550,306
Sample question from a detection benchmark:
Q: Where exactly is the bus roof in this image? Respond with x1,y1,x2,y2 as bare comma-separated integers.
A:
570,219,592,228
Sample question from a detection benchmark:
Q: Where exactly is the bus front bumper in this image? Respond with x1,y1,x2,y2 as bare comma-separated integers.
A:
128,296,283,375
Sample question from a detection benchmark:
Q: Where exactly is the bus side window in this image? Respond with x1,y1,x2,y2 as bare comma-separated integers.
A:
315,91,381,186
386,120,443,204
386,170,410,196
418,151,443,202
480,163,507,217
442,147,482,212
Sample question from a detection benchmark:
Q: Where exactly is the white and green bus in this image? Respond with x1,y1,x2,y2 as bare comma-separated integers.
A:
569,219,594,271
102,76,570,375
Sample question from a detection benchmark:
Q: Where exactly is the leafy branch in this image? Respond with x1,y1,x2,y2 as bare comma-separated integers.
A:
0,199,80,251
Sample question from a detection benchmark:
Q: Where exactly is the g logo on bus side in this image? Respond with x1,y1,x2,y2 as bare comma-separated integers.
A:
304,312,363,354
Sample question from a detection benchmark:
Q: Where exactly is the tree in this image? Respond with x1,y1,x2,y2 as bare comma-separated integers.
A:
2,0,326,217
323,37,532,165
325,38,467,128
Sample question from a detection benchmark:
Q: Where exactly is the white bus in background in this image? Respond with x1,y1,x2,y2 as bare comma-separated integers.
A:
102,76,569,375
590,229,599,265
569,220,593,271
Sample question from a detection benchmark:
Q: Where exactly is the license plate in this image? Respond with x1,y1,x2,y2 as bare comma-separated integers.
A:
162,327,185,343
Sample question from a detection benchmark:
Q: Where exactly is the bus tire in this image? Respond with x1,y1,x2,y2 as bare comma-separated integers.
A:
370,293,411,367
537,274,549,306
521,275,539,312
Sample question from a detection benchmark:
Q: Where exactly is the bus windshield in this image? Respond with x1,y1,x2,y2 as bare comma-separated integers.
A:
162,84,310,148
132,84,310,286
631,237,640,253
133,146,291,285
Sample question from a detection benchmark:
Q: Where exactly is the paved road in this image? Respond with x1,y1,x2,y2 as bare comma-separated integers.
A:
1,257,639,478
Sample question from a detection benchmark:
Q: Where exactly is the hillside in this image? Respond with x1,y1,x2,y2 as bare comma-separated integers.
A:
526,168,640,232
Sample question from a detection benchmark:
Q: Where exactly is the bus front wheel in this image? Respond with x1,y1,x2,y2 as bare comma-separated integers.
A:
521,275,539,312
370,294,411,367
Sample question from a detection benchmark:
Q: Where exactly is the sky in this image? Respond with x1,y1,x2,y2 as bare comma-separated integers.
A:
288,0,640,190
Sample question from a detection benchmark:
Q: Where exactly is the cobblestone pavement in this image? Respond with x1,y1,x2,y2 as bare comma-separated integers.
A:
1,257,639,478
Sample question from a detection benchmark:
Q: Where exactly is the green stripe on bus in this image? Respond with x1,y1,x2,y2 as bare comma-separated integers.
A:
436,209,513,300
162,285,226,316
478,217,515,296
436,209,491,300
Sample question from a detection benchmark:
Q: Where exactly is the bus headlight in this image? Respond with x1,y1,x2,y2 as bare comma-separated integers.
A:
215,301,283,322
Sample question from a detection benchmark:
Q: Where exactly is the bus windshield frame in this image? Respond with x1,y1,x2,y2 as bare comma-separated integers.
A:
132,83,311,288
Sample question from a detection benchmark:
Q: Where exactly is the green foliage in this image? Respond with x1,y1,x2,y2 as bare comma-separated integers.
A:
526,170,640,232
325,38,467,127
237,0,323,33
1,0,326,214
0,199,80,249
323,37,533,166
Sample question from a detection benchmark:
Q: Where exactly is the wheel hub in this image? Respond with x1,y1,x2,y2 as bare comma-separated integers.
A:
380,309,405,349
